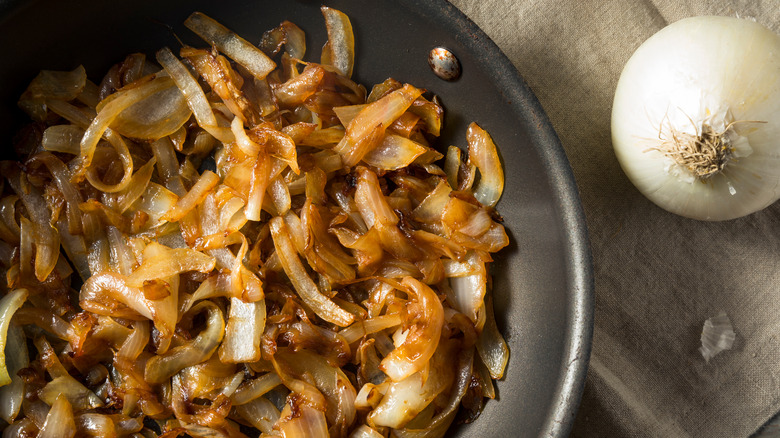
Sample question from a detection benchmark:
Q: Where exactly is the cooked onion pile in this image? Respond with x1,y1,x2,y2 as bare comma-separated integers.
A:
0,7,509,438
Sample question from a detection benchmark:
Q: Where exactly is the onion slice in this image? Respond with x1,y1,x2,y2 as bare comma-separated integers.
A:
379,277,443,382
231,372,283,406
369,338,457,429
0,324,27,422
467,122,504,208
270,216,354,327
235,397,281,434
125,244,216,288
475,292,509,379
156,47,234,143
334,84,423,167
218,298,266,363
38,394,76,438
261,20,306,59
320,6,355,78
39,376,104,410
41,125,84,155
0,289,28,386
73,76,171,181
144,301,225,384
362,134,428,171
392,349,474,438
160,170,221,222
111,83,192,140
185,12,276,80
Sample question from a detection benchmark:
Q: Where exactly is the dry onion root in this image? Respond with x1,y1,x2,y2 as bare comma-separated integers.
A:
2,7,510,438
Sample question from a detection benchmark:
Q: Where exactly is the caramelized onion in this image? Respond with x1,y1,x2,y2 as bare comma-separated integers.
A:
379,277,444,382
334,84,423,167
37,394,76,438
144,301,225,384
74,77,171,180
3,7,511,437
270,216,355,327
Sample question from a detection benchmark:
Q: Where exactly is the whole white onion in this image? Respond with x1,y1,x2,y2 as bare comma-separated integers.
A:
611,16,780,220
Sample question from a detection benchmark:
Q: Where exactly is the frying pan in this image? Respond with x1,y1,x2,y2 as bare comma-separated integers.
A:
0,0,594,436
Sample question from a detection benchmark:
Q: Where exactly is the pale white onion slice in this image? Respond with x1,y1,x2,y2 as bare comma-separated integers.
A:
218,298,266,363
277,404,330,438
41,125,84,154
132,183,179,226
392,349,474,438
369,338,456,428
235,396,281,434
156,47,234,143
231,372,283,406
363,134,428,171
39,376,104,410
467,122,504,208
320,6,355,78
446,251,487,327
355,167,398,228
0,289,28,386
185,12,276,80
74,76,171,180
0,325,27,423
111,84,192,140
350,425,385,438
275,348,357,429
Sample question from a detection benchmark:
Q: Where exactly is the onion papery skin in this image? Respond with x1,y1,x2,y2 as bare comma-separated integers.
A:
611,16,780,220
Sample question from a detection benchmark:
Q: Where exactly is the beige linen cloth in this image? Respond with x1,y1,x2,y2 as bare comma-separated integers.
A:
448,1,780,437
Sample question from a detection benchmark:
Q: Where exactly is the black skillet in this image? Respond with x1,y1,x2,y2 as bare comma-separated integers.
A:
0,0,594,436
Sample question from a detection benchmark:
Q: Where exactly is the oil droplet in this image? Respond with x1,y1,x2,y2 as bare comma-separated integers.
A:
428,47,461,81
